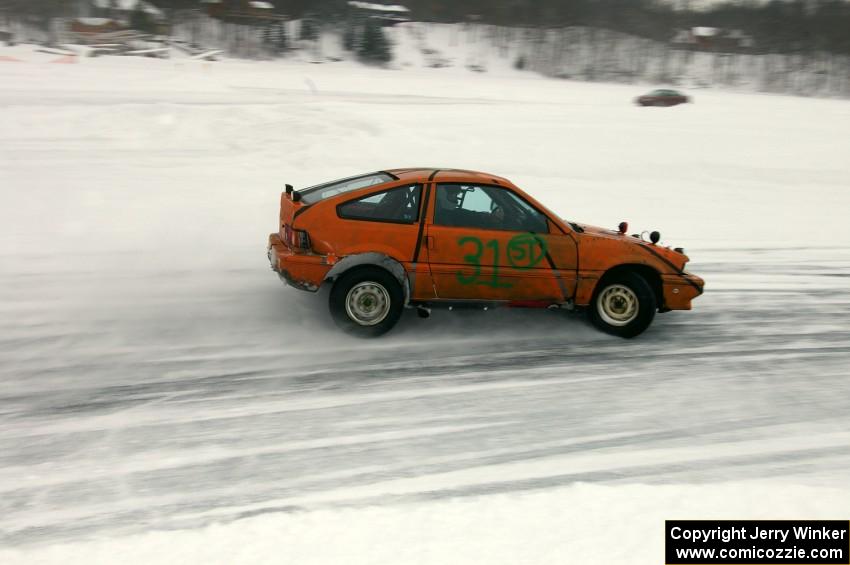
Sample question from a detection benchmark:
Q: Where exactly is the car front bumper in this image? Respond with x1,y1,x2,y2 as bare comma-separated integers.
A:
661,273,705,310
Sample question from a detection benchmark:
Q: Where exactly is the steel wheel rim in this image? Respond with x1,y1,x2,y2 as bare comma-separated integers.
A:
597,284,639,326
345,282,391,326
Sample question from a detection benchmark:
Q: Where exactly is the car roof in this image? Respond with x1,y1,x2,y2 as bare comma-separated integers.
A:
384,167,515,187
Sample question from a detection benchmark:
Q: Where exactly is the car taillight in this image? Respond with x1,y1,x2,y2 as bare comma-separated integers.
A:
297,230,311,250
283,224,311,251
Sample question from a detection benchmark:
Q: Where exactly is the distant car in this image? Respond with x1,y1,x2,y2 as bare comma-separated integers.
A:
636,89,690,106
268,168,704,338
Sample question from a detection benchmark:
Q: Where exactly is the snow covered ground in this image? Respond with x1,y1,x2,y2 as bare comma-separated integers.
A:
1,53,849,563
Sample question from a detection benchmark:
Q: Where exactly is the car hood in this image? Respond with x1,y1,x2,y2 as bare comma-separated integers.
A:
573,222,690,271
575,222,620,237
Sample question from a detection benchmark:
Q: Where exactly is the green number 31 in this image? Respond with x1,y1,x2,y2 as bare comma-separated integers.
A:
456,236,513,288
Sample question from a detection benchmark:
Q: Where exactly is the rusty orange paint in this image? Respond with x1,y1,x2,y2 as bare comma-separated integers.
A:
267,168,704,312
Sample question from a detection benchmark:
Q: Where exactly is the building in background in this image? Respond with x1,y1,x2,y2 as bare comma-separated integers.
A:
347,1,411,26
64,0,166,34
201,0,281,23
68,0,164,22
671,26,754,52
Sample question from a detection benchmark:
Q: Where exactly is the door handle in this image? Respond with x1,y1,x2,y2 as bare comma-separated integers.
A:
425,235,435,249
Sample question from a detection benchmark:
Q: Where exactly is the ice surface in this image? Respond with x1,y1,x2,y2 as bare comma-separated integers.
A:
4,483,850,565
1,53,849,563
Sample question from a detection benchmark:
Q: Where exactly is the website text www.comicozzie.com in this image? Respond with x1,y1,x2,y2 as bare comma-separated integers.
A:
673,546,844,561
665,520,849,564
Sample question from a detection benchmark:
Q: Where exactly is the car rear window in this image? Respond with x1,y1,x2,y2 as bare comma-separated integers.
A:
299,172,393,205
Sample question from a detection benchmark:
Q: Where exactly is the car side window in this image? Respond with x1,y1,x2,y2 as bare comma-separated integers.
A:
337,184,422,224
433,184,548,233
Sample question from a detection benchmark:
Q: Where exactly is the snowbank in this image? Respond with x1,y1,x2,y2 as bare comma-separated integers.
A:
3,482,849,565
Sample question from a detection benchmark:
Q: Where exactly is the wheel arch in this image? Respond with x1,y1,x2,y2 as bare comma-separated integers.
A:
596,264,663,308
324,253,411,305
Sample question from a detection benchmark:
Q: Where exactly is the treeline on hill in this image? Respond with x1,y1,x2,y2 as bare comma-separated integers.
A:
407,0,850,55
1,1,848,95
3,1,850,56
197,0,848,56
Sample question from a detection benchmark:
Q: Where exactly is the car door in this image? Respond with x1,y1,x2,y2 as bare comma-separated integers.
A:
424,182,577,302
334,182,437,301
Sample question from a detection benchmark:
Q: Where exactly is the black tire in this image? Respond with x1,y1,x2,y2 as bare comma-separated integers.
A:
588,271,656,338
329,267,404,337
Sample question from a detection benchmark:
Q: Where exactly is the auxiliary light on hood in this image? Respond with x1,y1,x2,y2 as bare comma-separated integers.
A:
636,230,661,244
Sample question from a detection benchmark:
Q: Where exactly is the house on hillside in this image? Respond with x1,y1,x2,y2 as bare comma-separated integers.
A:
69,0,164,22
92,0,163,21
347,1,411,25
66,0,166,32
201,0,282,23
68,17,124,35
672,26,754,52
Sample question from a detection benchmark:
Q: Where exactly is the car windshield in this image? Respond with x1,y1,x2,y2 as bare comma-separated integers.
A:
298,172,393,205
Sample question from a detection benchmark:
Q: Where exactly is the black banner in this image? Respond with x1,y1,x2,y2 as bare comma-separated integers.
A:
666,520,849,564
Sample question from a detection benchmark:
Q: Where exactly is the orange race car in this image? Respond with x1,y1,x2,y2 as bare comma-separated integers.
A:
267,168,704,338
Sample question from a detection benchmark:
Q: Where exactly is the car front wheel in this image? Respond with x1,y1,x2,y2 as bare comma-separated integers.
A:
329,267,404,337
588,271,656,338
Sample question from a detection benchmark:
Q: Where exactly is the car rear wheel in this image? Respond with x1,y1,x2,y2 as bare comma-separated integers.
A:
329,267,404,337
588,271,656,338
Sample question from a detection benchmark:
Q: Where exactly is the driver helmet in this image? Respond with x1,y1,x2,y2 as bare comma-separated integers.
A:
438,185,462,209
